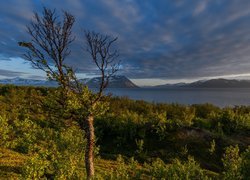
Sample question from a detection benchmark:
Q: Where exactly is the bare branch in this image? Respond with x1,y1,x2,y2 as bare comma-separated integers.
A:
19,7,75,89
84,30,120,103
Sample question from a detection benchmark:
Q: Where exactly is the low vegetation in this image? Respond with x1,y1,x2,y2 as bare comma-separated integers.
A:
0,85,249,179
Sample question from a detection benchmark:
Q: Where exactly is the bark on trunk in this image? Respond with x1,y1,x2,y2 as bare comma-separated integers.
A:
85,115,95,179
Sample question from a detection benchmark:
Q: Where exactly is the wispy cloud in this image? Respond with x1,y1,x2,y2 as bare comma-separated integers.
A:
0,69,25,77
0,0,250,84
193,0,208,16
101,0,142,28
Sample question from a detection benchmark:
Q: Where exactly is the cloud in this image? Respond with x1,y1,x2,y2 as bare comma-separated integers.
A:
0,69,25,77
0,54,11,61
0,0,250,85
101,0,142,28
27,75,46,80
193,0,208,16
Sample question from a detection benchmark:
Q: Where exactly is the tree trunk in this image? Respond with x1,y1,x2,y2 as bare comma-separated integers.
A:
85,115,95,179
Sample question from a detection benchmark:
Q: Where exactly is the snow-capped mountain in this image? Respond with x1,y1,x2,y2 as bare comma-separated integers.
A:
0,77,58,87
86,75,138,88
0,76,138,88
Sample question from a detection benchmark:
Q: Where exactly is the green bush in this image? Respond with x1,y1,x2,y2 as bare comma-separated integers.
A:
22,125,86,179
22,147,52,179
166,157,207,180
241,146,250,179
193,117,212,129
145,156,209,179
0,115,15,148
192,103,220,119
0,115,40,152
222,145,242,179
97,155,142,179
218,109,250,135
145,158,168,178
13,118,40,153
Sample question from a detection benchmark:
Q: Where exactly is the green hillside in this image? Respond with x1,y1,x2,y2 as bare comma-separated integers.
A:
0,85,249,179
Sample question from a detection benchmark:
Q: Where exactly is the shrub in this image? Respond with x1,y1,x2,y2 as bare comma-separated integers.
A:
219,109,250,135
96,156,143,179
100,155,130,179
21,124,86,179
167,157,207,180
0,115,40,152
0,115,15,148
241,146,250,179
22,147,52,179
146,158,168,178
145,156,209,179
222,145,242,179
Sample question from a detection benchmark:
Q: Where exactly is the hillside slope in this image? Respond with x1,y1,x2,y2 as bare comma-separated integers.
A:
86,75,138,88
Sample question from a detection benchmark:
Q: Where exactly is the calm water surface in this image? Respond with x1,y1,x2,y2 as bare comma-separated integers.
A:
107,88,250,107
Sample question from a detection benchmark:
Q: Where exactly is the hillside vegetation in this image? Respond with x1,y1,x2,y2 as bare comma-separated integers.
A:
0,85,249,179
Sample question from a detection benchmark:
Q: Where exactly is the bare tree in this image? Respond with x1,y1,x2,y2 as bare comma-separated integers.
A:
19,8,76,90
82,31,119,178
19,7,119,179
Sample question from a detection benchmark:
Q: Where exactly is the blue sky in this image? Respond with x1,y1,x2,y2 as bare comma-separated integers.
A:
1,0,250,86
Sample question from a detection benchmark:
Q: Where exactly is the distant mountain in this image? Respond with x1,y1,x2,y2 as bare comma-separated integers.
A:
187,79,250,88
0,76,138,88
5,77,249,88
154,82,187,88
86,75,138,88
153,79,250,88
0,77,58,87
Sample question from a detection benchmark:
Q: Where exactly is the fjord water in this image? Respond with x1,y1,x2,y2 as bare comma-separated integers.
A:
107,88,250,107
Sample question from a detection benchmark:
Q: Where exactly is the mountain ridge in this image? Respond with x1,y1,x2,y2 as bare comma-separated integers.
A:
0,76,138,88
86,75,138,88
1,77,250,88
153,78,250,88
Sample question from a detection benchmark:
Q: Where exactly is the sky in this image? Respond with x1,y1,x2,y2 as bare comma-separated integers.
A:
1,0,250,86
